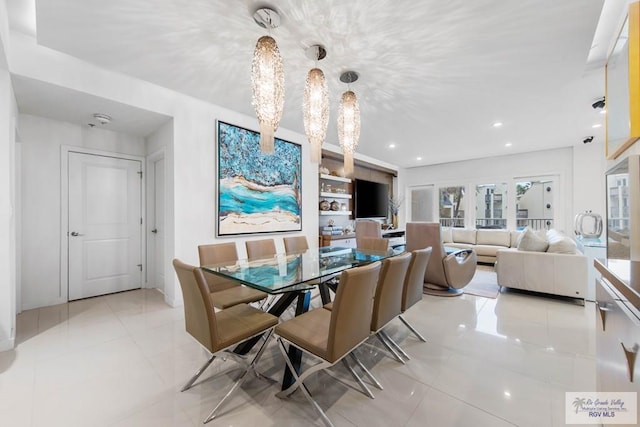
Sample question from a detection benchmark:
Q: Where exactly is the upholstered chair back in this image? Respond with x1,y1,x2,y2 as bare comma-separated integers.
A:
405,222,448,287
283,236,309,254
402,247,433,311
355,220,382,248
246,239,277,260
198,243,239,292
371,252,412,332
173,259,219,352
357,236,389,252
326,261,381,362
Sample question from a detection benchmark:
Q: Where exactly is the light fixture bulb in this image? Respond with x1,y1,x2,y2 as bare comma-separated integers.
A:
338,90,360,177
251,8,284,154
303,47,329,163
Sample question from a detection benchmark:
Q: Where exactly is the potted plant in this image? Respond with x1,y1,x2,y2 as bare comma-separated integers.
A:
389,196,403,229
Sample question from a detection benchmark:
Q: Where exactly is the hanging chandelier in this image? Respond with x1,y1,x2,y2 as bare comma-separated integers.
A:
337,71,360,177
251,8,285,153
303,45,329,163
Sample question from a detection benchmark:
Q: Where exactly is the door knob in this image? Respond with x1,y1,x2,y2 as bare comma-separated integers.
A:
151,228,158,234
70,231,84,237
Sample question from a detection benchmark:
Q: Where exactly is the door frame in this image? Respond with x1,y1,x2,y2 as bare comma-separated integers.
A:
145,148,165,293
60,146,146,302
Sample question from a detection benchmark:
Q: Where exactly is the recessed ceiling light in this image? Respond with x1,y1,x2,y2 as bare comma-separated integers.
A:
504,391,511,398
388,143,396,149
592,123,602,128
416,156,423,161
600,109,607,114
492,122,503,128
505,142,512,147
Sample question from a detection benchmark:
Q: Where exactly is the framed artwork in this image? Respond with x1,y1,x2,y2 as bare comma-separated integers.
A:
217,121,302,236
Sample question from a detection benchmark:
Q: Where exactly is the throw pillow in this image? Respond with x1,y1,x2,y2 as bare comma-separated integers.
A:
517,227,549,252
546,229,577,254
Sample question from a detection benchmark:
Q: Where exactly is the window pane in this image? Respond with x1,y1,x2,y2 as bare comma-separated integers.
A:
475,183,507,229
439,186,465,227
516,180,554,230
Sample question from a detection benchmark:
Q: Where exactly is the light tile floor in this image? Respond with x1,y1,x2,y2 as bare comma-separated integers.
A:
1,286,596,426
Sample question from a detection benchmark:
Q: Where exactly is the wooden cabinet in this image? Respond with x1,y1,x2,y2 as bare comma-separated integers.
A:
596,278,640,396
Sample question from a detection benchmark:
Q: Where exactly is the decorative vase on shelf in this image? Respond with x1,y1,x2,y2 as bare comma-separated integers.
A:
574,210,603,239
319,199,330,211
330,200,340,211
391,214,398,229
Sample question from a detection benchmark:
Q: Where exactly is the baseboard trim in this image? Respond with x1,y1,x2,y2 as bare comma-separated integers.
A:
0,336,15,352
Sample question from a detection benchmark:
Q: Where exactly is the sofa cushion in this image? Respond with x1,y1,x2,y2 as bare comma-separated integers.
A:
441,227,453,243
517,227,549,252
510,230,522,248
476,229,510,247
474,244,504,257
452,228,476,244
446,242,474,251
546,229,577,254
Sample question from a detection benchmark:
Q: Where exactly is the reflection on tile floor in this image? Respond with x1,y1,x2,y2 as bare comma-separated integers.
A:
1,287,596,426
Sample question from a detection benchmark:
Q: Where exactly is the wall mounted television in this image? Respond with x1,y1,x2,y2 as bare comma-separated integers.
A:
354,179,389,218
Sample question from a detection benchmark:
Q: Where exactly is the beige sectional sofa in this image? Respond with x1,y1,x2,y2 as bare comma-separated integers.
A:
442,227,588,300
441,227,520,264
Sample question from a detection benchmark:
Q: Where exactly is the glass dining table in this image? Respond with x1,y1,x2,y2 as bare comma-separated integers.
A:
201,245,401,389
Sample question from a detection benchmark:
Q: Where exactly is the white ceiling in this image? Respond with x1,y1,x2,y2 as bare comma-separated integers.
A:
7,0,624,167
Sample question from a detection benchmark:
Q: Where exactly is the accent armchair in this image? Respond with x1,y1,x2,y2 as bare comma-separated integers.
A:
405,222,477,296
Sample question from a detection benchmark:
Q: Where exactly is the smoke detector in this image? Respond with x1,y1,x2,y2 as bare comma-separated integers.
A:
92,113,112,125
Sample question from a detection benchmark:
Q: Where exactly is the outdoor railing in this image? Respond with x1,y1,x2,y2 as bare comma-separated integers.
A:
475,218,507,229
439,218,465,228
517,218,553,230
440,218,553,230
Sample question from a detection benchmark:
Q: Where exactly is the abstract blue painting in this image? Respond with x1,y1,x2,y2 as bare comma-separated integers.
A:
217,121,302,235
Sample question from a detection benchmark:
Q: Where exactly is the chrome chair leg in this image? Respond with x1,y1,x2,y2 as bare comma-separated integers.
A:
375,332,405,364
399,315,427,342
380,330,411,361
349,353,383,390
341,358,375,399
275,338,334,427
204,329,275,423
181,354,216,392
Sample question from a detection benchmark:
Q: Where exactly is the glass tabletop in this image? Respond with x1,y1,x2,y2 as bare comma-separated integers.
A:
201,246,400,295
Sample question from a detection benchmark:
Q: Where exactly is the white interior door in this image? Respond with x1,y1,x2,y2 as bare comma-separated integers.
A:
151,157,165,291
68,152,143,300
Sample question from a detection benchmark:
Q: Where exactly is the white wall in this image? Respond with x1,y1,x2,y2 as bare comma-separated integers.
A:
0,0,17,351
9,32,325,309
403,148,576,231
19,115,146,310
573,141,607,223
145,120,173,296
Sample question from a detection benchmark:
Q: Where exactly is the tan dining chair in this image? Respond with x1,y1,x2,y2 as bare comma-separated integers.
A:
245,238,277,260
357,236,389,252
172,259,278,424
283,235,309,254
370,252,412,363
399,247,433,342
275,261,382,427
198,243,268,309
355,219,382,248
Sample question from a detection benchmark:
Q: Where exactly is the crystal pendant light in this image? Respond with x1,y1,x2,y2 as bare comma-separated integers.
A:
337,71,360,177
303,45,329,163
251,8,285,153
